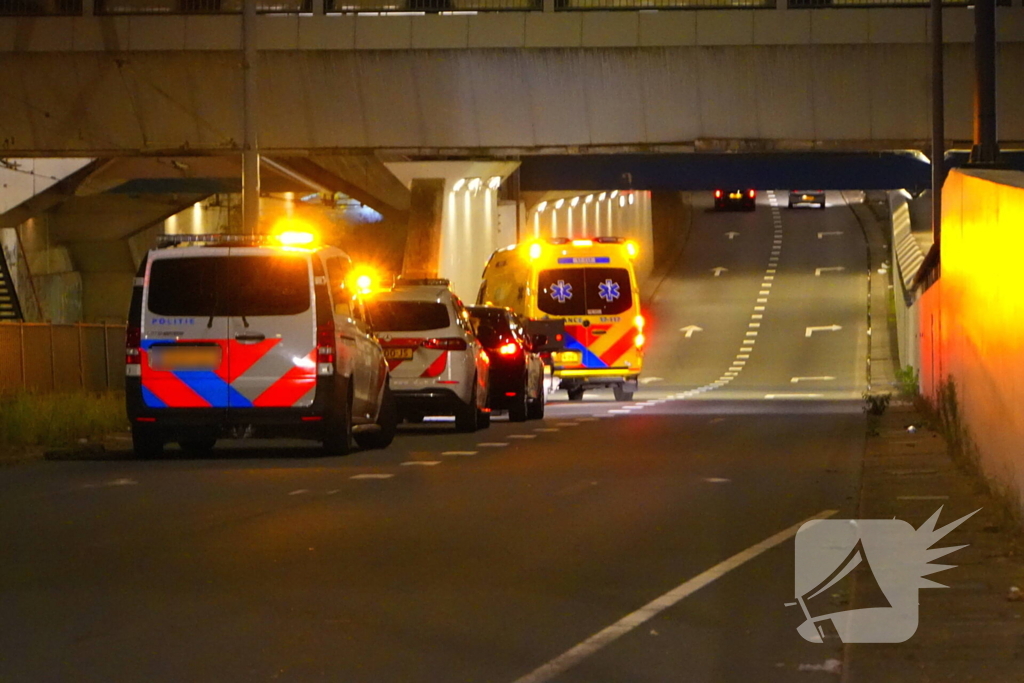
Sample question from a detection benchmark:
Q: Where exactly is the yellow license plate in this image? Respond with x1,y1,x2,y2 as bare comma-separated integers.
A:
383,347,415,360
802,195,816,201
556,351,582,365
151,346,221,371
729,192,742,199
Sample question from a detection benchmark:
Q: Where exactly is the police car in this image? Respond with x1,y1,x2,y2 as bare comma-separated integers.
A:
125,231,397,457
364,278,491,432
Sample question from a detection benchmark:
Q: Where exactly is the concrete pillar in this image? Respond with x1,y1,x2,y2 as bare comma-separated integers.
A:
402,179,446,280
650,191,691,270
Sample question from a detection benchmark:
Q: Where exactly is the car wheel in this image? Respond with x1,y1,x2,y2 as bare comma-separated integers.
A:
477,408,491,428
508,391,528,422
567,387,585,402
788,199,794,208
178,435,217,454
818,201,827,209
355,383,398,450
612,384,634,402
527,393,545,420
131,425,163,459
455,380,480,433
322,380,353,456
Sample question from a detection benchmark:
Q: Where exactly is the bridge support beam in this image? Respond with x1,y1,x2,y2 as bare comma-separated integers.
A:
402,179,446,280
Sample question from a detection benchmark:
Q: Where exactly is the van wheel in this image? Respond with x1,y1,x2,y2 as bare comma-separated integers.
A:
179,436,217,454
508,390,528,422
612,384,634,402
567,387,585,402
455,382,480,433
323,380,353,456
132,425,164,459
527,393,545,420
355,384,398,450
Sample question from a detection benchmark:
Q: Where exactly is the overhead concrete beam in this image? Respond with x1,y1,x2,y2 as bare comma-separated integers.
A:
271,154,411,221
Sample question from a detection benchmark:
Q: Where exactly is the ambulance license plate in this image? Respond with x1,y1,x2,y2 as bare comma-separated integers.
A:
151,345,222,371
557,351,582,365
383,347,415,361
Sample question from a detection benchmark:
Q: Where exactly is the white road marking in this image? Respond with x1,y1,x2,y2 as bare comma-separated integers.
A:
288,489,309,495
745,331,758,337
534,428,559,432
511,509,839,683
759,290,770,295
818,231,843,239
815,267,846,276
703,477,731,484
767,269,776,274
401,460,441,466
805,324,842,338
733,361,747,366
679,325,703,338
764,276,775,281
477,442,509,447
350,474,394,480
327,490,339,495
897,495,950,501
507,434,537,439
749,323,761,328
442,450,478,456
757,298,768,303
711,267,729,277
607,410,630,414
764,393,825,399
791,376,836,383
740,347,753,352
737,354,750,359
639,377,663,384
752,314,763,320
754,306,765,311
556,421,582,425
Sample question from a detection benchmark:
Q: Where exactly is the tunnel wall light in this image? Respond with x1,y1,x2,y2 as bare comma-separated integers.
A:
598,192,607,202
570,196,580,207
487,176,502,191
554,198,565,209
536,201,547,212
452,178,466,192
467,178,483,192
585,194,594,204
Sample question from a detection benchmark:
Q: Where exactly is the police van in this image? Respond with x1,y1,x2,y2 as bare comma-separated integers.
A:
125,232,396,457
477,237,644,401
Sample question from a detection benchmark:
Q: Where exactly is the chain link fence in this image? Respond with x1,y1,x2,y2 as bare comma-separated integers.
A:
0,324,125,395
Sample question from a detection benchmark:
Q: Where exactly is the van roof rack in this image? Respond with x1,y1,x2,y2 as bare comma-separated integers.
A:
394,277,450,287
156,234,281,248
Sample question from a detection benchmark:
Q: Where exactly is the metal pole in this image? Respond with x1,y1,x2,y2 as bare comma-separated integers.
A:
242,0,260,234
931,0,944,250
970,0,998,164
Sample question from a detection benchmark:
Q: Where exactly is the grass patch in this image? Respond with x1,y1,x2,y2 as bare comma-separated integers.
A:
0,391,128,451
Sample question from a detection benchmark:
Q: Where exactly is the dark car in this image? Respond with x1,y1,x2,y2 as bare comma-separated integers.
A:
468,306,545,422
714,189,757,211
789,190,826,209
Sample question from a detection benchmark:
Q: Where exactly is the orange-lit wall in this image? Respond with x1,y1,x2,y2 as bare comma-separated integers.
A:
918,169,1024,510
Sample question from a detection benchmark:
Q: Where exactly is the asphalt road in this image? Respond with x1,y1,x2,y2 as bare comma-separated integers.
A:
0,192,870,683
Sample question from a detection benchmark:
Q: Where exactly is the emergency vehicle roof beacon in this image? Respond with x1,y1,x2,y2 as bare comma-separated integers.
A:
477,237,643,402
125,233,397,458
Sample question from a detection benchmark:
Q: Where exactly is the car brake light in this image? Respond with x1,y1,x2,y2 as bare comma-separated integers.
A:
422,338,467,351
714,190,722,198
748,189,756,198
635,332,646,348
317,319,336,364
497,342,520,356
126,324,141,365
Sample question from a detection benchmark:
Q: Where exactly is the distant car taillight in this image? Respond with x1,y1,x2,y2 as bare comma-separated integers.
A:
422,338,468,351
317,319,336,364
125,324,141,365
714,190,723,198
497,342,520,357
748,189,756,199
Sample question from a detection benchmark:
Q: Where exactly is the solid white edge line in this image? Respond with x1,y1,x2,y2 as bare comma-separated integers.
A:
510,509,840,683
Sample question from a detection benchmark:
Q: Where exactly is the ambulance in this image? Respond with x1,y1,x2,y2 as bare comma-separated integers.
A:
476,236,644,401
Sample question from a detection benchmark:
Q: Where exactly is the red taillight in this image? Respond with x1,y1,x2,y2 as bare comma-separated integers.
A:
714,190,722,198
748,189,756,198
317,319,336,364
422,338,467,351
497,342,520,357
126,324,141,365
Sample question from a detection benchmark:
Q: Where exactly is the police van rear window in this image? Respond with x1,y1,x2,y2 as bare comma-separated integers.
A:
148,256,310,317
366,301,450,332
538,267,632,316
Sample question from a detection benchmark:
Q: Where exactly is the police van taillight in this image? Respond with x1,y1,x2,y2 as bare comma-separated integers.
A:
125,325,141,365
317,319,336,364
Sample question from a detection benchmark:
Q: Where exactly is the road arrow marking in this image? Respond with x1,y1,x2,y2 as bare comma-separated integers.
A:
791,376,836,383
679,325,703,338
725,232,739,240
817,231,843,239
711,267,729,277
805,325,842,338
815,267,846,276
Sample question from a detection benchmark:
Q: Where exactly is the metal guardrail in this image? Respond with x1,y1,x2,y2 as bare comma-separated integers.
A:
1,0,986,14
0,324,125,395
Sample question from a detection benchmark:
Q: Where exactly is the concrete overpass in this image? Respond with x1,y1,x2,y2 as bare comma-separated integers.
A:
2,4,1024,155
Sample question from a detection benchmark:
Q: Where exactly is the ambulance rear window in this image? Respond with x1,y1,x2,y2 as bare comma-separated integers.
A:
538,267,633,316
148,256,310,317
366,301,450,332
